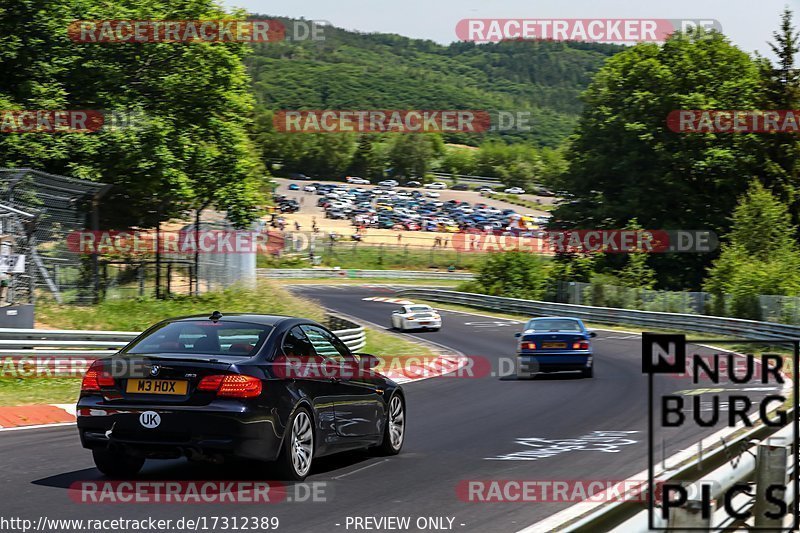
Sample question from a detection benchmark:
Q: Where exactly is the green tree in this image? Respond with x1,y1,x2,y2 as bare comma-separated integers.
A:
554,29,765,289
348,135,374,179
757,8,800,220
440,146,476,176
473,141,542,187
387,134,440,179
472,252,551,300
0,0,266,228
704,182,800,319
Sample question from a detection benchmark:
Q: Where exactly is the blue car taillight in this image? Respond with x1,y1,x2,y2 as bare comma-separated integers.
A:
520,341,537,350
572,341,590,350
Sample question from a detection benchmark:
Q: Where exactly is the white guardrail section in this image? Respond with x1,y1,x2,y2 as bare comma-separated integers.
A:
0,317,366,362
396,288,800,531
258,268,475,280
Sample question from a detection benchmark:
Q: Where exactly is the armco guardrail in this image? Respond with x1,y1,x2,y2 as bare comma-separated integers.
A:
258,268,475,281
0,315,366,368
394,289,800,340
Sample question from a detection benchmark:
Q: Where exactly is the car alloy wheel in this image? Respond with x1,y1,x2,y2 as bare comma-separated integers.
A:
291,410,314,477
388,395,405,450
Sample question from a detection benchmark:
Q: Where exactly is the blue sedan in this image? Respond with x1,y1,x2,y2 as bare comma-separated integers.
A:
515,317,596,378
288,183,300,190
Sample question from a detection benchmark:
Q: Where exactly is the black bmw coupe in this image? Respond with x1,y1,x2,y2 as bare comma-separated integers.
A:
77,312,405,480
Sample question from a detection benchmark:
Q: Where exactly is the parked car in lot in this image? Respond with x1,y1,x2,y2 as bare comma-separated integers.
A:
515,317,596,379
450,183,469,191
504,187,526,194
346,176,370,184
288,183,300,191
405,181,422,187
77,313,406,480
424,191,440,198
424,182,447,190
279,200,300,213
391,305,441,331
532,185,555,197
378,179,399,187
303,185,316,192
326,209,349,219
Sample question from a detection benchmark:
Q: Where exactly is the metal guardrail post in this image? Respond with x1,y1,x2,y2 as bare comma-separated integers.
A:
668,498,711,530
754,435,790,528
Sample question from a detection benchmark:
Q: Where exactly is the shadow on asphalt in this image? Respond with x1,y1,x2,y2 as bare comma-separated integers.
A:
32,450,379,489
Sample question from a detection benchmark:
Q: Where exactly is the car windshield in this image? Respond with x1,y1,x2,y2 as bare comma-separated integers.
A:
124,320,273,358
526,319,583,332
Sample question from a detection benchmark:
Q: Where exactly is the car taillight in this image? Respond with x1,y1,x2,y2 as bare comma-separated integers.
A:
197,374,262,399
573,342,590,350
197,375,224,391
521,342,537,350
81,361,114,391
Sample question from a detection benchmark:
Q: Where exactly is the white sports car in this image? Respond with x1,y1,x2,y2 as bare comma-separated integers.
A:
391,304,442,331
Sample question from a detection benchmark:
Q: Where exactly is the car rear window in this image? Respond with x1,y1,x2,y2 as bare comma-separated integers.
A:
124,321,273,358
527,319,582,332
408,306,432,312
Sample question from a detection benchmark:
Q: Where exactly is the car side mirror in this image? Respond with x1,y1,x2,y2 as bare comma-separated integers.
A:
514,332,521,338
588,331,597,338
392,310,400,314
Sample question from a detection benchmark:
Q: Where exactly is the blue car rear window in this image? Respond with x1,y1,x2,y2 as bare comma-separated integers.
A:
526,319,582,332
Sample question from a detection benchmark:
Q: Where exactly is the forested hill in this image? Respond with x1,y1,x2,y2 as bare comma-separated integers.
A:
246,17,623,146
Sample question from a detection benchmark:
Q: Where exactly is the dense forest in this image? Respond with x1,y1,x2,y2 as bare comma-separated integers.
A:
247,16,623,148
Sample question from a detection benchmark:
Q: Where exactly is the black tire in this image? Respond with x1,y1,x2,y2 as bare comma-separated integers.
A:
274,407,314,481
92,448,145,477
581,366,594,378
374,394,405,456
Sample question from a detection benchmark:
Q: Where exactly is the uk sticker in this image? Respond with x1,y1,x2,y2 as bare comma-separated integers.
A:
139,411,161,429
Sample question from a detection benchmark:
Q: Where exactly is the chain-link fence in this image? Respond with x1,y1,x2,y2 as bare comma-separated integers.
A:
72,221,257,301
0,168,256,305
554,280,800,326
557,281,710,314
0,168,111,305
259,232,485,270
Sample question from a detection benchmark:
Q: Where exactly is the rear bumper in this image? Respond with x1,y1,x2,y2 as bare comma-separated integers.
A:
76,399,281,462
517,352,592,375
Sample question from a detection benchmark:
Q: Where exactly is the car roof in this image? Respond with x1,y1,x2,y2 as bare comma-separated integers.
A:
529,317,582,322
163,313,300,327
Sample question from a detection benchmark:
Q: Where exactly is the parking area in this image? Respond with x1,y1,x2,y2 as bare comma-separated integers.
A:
269,178,555,245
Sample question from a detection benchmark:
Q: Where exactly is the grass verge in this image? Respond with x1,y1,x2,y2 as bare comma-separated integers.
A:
270,278,466,287
257,245,488,271
0,378,81,406
36,281,325,330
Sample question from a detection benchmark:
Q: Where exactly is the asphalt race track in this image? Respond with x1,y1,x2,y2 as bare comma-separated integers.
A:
0,285,785,533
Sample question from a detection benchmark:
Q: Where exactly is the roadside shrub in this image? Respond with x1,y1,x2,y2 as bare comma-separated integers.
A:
470,251,551,300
